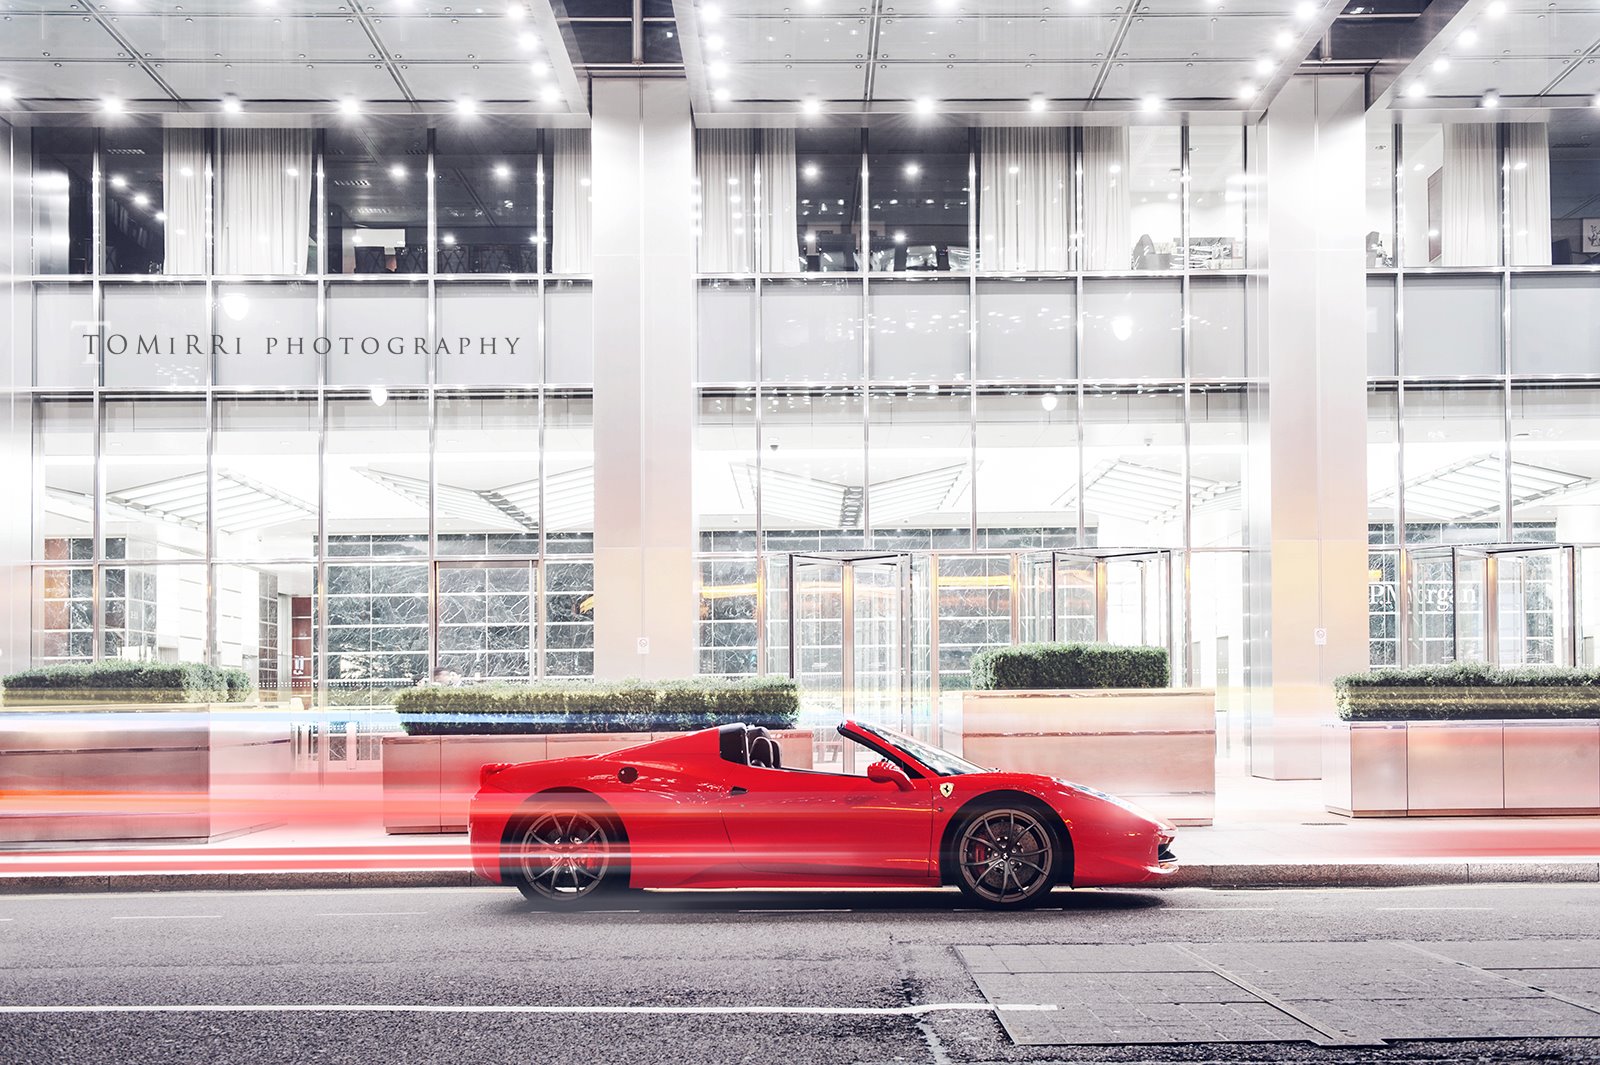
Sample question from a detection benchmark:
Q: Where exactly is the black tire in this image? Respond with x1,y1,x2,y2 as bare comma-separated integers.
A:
504,795,628,907
950,802,1064,910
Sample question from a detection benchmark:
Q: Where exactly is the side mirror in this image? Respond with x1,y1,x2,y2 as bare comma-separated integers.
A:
867,760,913,792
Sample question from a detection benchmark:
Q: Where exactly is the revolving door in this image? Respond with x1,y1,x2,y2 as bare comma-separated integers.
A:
1018,549,1174,660
1406,544,1579,667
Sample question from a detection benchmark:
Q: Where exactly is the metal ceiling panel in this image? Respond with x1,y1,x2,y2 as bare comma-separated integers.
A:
0,59,166,99
0,12,130,60
1547,57,1600,96
155,60,402,101
1121,14,1287,60
875,16,1120,63
401,62,574,106
1422,55,1585,96
718,61,868,99
1098,59,1261,101
111,15,380,62
872,61,1102,100
368,14,546,62
715,15,875,63
1488,9,1600,55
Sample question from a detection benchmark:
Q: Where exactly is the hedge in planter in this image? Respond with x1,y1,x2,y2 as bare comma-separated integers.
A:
1335,662,1600,721
969,643,1170,691
394,676,801,736
1,660,254,707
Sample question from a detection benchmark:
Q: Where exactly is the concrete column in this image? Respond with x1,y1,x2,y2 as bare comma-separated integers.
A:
589,79,697,679
1248,75,1371,779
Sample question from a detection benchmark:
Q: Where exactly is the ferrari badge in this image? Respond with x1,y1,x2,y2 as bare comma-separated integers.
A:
939,782,954,798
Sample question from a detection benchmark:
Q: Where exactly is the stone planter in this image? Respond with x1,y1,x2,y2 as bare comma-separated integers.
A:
1324,720,1600,816
383,728,815,834
0,705,293,843
946,689,1216,826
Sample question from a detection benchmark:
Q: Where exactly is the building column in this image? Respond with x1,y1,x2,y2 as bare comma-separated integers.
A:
589,79,697,679
1248,75,1371,779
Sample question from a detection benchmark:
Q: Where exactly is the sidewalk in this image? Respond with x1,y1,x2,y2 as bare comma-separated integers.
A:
3,765,1598,894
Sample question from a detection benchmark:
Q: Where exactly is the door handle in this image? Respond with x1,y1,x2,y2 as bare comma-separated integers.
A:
729,786,748,796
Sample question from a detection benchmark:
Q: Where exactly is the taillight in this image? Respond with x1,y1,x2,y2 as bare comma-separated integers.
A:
479,762,513,789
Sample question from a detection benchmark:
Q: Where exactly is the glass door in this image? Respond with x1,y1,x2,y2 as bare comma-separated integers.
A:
1493,546,1575,667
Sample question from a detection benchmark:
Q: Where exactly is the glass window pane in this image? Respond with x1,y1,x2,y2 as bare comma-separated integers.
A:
1129,127,1181,271
761,278,861,383
1368,549,1399,668
975,389,1079,547
548,129,592,274
104,128,167,275
213,397,320,562
544,558,595,676
1186,127,1245,270
217,129,315,275
760,388,864,551
101,282,209,388
698,279,757,382
976,278,1074,381
434,393,541,557
1509,384,1600,536
324,395,430,556
1368,387,1399,545
102,399,209,561
695,390,757,544
935,554,1013,689
436,281,540,385
867,127,969,273
30,128,93,275
215,562,314,700
795,128,862,273
34,399,95,558
1400,385,1506,544
698,556,759,676
1550,113,1600,265
437,562,535,681
1190,386,1246,547
1507,122,1549,267
1081,278,1181,378
29,283,98,389
1080,386,1185,547
543,392,594,554
697,129,756,273
1189,276,1246,378
434,121,540,275
1510,276,1600,374
976,127,1070,272
33,565,95,663
868,279,969,382
1366,116,1396,268
325,123,428,276
867,388,971,548
1403,123,1501,268
1401,275,1500,376
326,281,429,387
214,282,320,388
1367,277,1396,376
325,561,429,695
545,280,593,385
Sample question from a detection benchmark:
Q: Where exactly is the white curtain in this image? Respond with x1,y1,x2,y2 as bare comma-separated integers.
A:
978,127,1070,271
217,129,313,275
696,128,756,273
1507,123,1551,266
1441,125,1499,267
1082,126,1130,271
759,129,798,273
161,129,207,274
551,129,592,274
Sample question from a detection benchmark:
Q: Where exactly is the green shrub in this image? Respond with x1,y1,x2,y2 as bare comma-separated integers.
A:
1335,663,1600,721
393,676,801,736
0,660,244,706
968,643,1170,691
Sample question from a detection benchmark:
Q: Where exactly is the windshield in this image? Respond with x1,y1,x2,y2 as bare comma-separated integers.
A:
852,722,985,777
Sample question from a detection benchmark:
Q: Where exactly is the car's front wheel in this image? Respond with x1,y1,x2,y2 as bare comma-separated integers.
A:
952,804,1062,909
507,798,626,906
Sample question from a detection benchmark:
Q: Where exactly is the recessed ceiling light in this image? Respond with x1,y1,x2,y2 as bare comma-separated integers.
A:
457,98,477,115
133,193,149,207
442,234,457,246
390,164,407,179
518,32,538,50
1404,82,1426,99
0,85,13,103
904,162,921,177
1254,57,1274,76
530,60,549,77
494,163,511,179
540,84,561,103
1486,0,1506,17
914,96,936,115
221,94,242,113
804,231,816,243
1593,94,1600,109
102,96,123,113
1238,84,1258,100
702,2,723,23
714,86,732,102
1029,95,1047,112
340,97,361,115
801,97,821,115
1432,56,1450,73
110,174,127,188
1294,1,1315,20
706,34,725,51
1481,91,1499,108
893,230,907,244
1274,29,1294,49
708,60,729,79
803,162,819,180
506,4,525,20
154,211,166,222
1458,29,1479,48
1141,95,1162,111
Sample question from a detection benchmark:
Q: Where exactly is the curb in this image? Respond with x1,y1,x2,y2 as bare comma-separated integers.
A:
1,862,1597,895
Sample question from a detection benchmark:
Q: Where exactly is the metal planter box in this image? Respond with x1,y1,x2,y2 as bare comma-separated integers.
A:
383,729,815,834
950,689,1216,826
1324,719,1600,817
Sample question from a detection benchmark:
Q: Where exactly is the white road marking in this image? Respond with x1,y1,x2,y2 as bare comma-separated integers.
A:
737,908,850,914
0,1002,1058,1017
111,915,221,921
1375,906,1493,911
313,912,424,918
1167,907,1276,911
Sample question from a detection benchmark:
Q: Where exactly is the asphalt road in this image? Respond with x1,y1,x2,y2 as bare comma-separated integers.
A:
2,882,1599,1065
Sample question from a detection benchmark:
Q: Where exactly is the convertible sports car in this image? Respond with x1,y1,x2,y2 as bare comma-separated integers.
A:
469,721,1177,909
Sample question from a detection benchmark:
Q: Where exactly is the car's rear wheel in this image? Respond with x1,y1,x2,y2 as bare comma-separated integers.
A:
507,799,626,906
952,804,1061,909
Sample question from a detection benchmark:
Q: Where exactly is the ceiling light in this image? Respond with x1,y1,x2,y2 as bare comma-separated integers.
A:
530,60,549,77
1432,56,1450,73
0,85,14,103
101,96,122,113
370,386,389,407
1458,29,1479,48
1029,95,1046,112
110,174,127,189
442,233,457,245
713,86,732,102
904,162,921,177
154,211,166,222
518,32,538,50
506,3,525,19
457,98,477,115
1593,94,1600,109
804,231,816,243
340,97,361,116
1404,81,1426,99
1141,95,1162,112
221,94,242,113
1486,0,1506,16
541,84,561,103
494,163,511,179
893,231,906,244
133,193,149,208
706,34,725,51
1238,84,1258,100
1254,57,1274,76
702,2,723,23
1274,30,1294,49
1294,1,1315,20
801,97,821,115
708,60,729,79
390,164,407,180
802,162,819,179
1481,91,1499,108
914,97,936,115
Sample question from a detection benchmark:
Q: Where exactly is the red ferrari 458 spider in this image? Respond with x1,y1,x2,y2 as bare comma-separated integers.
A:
469,720,1177,909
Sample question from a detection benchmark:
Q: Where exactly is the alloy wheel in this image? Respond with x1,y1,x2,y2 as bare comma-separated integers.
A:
956,808,1056,906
